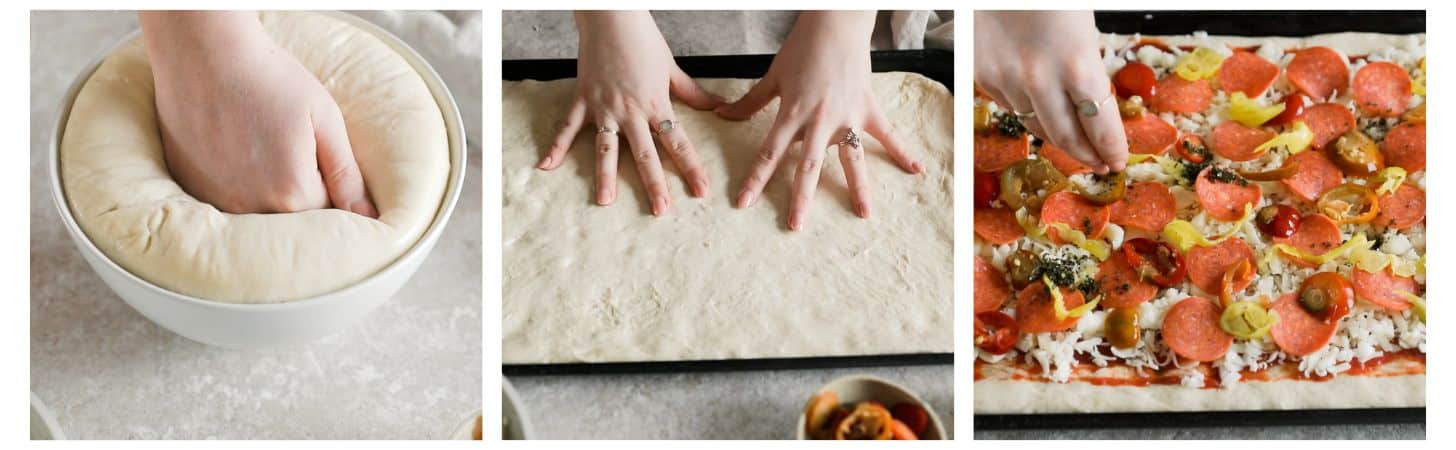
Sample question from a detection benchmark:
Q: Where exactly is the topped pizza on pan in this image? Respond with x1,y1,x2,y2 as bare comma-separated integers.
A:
973,32,1425,413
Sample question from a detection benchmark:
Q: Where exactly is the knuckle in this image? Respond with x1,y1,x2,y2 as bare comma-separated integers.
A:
799,157,821,174
756,147,778,163
670,141,691,155
597,143,614,155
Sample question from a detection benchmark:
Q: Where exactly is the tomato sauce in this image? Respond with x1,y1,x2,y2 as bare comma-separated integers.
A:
975,349,1425,389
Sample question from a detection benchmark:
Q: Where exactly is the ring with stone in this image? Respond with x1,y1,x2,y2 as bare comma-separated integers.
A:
655,119,676,136
1075,94,1116,117
839,128,862,149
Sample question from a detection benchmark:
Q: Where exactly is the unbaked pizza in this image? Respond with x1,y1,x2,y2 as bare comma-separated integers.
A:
973,32,1426,413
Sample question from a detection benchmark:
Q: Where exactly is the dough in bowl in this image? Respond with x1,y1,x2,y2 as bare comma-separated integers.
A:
60,11,449,304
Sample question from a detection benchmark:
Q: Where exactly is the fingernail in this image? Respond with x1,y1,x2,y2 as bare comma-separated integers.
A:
351,201,379,219
737,190,756,208
788,216,801,231
652,196,669,216
597,186,614,205
911,162,924,173
537,155,553,169
693,179,709,198
855,202,869,218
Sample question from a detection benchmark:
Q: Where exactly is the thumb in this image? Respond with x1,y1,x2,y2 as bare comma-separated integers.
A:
313,107,378,219
669,67,726,111
713,77,777,121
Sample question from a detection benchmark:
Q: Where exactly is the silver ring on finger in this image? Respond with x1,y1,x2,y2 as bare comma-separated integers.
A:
595,125,617,135
1013,109,1037,120
654,119,677,136
1074,93,1116,117
838,128,862,149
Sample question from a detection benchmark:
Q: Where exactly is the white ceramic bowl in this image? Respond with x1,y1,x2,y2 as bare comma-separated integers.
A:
502,378,533,440
47,11,467,349
794,374,947,440
31,392,65,440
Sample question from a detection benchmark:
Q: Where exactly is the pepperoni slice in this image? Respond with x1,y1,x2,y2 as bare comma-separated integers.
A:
1109,182,1176,232
1280,150,1345,202
1381,122,1426,173
974,131,1030,172
1298,103,1356,150
1286,47,1351,100
1273,213,1342,267
1374,184,1426,230
1352,268,1419,311
974,256,1012,313
1123,113,1178,155
1095,254,1159,308
1039,191,1111,243
1149,76,1213,114
1209,121,1276,162
1216,51,1280,97
1185,237,1256,295
1270,293,1341,356
974,207,1025,245
1014,283,1085,333
1195,167,1262,221
1161,297,1234,362
1353,62,1412,117
1039,143,1091,176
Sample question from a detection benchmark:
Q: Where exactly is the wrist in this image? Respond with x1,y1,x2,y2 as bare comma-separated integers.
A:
140,11,270,68
574,10,655,40
793,10,876,41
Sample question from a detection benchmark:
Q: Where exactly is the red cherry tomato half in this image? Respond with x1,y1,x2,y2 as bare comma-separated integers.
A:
890,403,930,436
1113,62,1158,99
974,311,1019,355
1175,134,1210,164
1256,205,1302,239
1299,272,1354,322
975,171,1001,208
1121,238,1187,288
1267,94,1306,127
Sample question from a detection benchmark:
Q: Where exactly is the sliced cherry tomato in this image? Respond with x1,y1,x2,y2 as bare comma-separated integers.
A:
835,402,894,440
1266,94,1306,126
1317,183,1381,224
1175,134,1210,163
1331,129,1384,176
1120,238,1187,288
1104,307,1142,349
890,403,930,436
804,391,842,438
1255,204,1302,238
999,158,1068,213
974,171,1001,208
974,311,1019,355
1219,259,1254,308
1114,62,1158,99
1298,272,1354,322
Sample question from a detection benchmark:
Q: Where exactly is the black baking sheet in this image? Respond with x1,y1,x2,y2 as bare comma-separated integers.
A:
502,50,953,375
979,10,1425,430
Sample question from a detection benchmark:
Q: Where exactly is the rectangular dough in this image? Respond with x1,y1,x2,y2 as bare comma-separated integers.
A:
502,72,953,364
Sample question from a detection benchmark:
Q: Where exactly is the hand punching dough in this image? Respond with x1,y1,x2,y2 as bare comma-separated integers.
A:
60,11,449,303
502,72,953,364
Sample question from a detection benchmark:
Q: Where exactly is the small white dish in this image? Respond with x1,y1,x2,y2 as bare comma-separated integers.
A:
794,374,947,440
47,11,467,349
503,377,533,440
31,392,65,440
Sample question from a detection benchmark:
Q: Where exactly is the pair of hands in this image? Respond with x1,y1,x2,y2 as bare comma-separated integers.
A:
537,11,922,231
139,11,377,217
973,10,1128,173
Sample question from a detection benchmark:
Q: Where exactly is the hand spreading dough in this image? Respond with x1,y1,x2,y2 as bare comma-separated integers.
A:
61,12,448,303
138,11,377,217
539,11,922,231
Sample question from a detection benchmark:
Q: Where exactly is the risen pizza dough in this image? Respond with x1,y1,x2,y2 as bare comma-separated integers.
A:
60,11,449,303
502,73,952,363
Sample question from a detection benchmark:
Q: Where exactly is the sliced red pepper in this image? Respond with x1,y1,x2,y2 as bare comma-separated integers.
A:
1219,259,1254,308
1175,134,1210,164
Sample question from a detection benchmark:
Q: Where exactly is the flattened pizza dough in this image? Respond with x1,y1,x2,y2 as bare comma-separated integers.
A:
502,72,952,364
60,11,449,303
